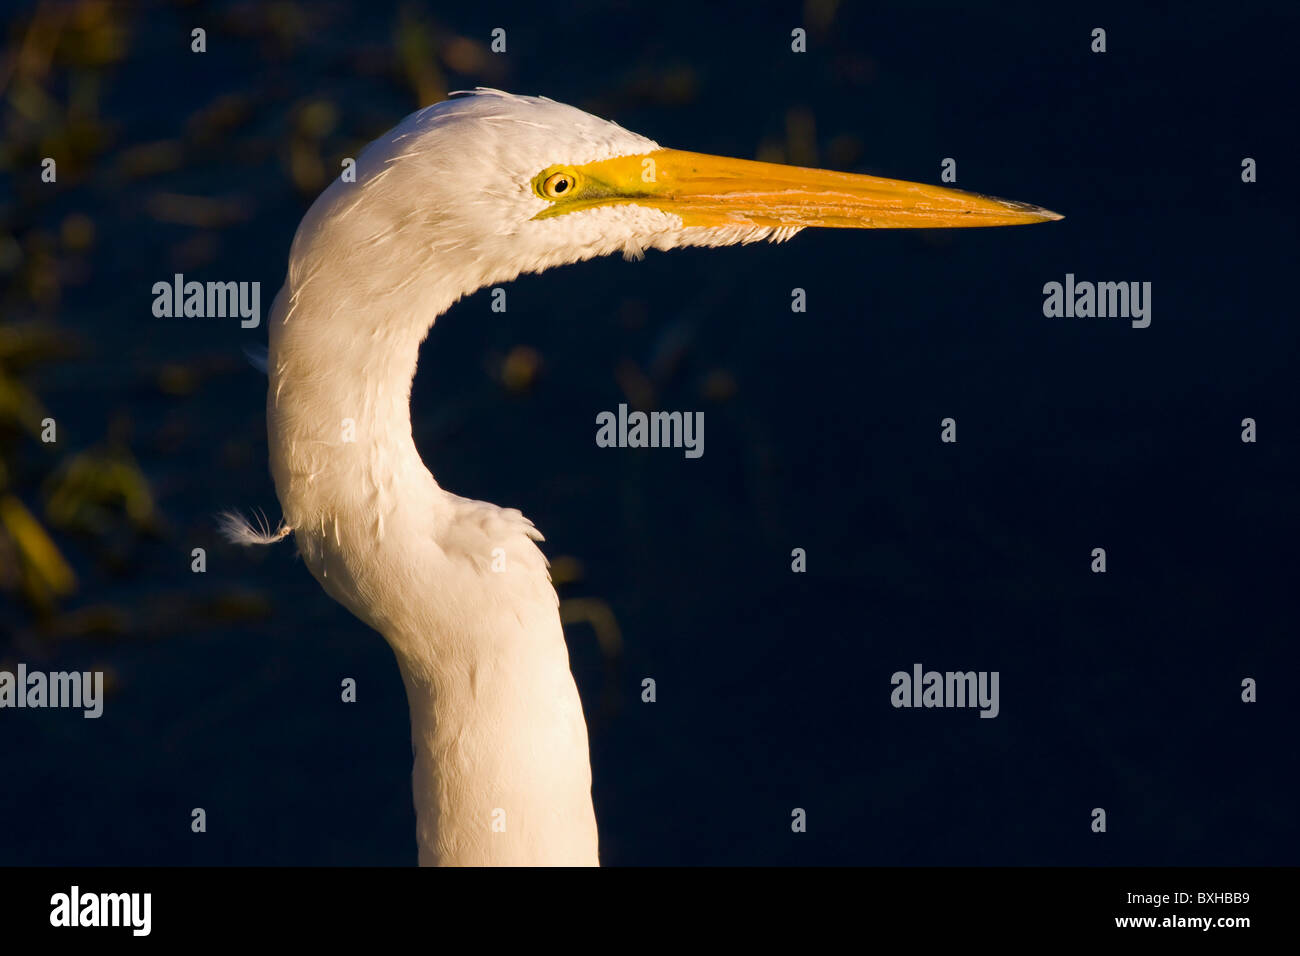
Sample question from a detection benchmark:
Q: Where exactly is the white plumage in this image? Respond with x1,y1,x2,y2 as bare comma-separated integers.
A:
225,89,1059,866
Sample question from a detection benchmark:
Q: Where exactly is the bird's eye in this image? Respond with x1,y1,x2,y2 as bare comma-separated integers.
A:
541,171,576,199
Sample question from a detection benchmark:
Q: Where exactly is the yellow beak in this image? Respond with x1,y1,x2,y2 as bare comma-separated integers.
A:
535,148,1061,229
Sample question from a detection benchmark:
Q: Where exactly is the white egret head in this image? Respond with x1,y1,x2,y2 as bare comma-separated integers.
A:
287,88,1060,327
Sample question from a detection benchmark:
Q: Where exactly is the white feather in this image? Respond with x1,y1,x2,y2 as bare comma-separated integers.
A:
217,509,291,546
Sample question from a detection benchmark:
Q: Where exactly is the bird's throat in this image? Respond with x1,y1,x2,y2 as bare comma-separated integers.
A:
265,280,599,866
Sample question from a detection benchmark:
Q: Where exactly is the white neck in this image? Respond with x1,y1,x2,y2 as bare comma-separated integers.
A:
266,248,599,865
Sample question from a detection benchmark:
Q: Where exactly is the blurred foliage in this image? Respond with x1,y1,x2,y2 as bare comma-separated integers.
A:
0,0,660,648
1,0,130,625
0,2,211,631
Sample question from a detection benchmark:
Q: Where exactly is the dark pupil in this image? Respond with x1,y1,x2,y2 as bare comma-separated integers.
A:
554,178,568,193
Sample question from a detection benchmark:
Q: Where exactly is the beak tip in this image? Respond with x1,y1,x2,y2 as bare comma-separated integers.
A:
999,197,1063,223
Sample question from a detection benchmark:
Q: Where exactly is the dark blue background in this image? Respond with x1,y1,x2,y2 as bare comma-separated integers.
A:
2,0,1296,864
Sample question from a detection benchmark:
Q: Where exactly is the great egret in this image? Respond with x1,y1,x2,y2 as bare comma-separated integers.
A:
223,89,1060,866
